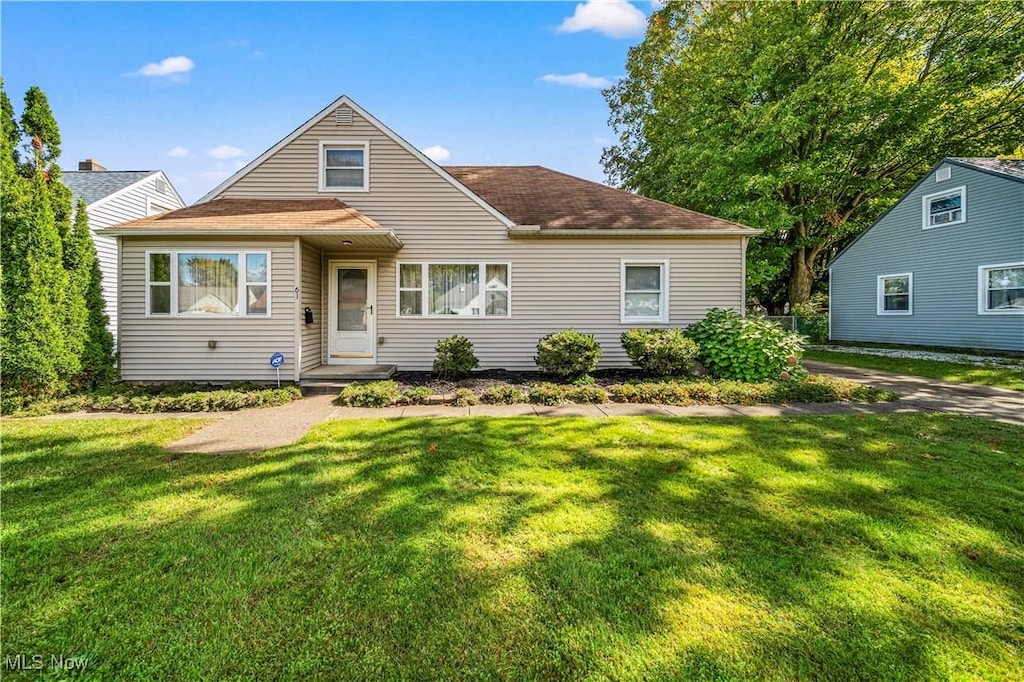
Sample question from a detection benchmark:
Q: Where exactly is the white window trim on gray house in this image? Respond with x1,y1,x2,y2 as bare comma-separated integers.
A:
318,140,370,193
145,249,272,318
921,185,966,229
396,262,512,318
876,272,913,315
621,259,670,324
978,262,1024,315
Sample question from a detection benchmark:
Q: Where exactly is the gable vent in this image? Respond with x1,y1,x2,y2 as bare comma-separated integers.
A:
936,167,951,182
335,106,353,126
154,177,168,194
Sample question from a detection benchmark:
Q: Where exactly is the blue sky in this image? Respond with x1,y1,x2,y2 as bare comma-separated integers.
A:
2,1,653,203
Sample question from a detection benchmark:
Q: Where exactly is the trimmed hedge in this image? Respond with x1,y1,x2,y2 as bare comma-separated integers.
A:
621,328,700,376
480,384,528,405
535,329,602,378
336,381,401,408
7,385,302,417
433,335,479,379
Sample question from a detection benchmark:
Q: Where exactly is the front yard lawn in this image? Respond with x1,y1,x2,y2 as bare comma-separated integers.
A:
804,347,1024,391
3,415,1022,680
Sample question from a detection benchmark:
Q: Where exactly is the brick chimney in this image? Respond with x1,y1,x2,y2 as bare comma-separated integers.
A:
78,159,106,172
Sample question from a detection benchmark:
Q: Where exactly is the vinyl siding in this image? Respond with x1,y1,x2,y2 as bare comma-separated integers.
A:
84,173,185,344
300,241,323,372
119,237,297,381
831,163,1024,352
324,238,744,371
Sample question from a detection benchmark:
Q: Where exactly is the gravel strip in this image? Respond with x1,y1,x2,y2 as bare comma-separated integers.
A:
811,345,1024,368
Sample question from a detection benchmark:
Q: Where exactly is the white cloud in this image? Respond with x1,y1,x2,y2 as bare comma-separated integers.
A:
207,144,244,159
558,0,647,39
136,55,195,77
167,146,191,159
421,145,451,162
541,72,612,88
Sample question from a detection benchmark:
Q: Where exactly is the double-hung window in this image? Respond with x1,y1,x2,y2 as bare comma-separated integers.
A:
621,260,669,323
877,273,912,315
319,140,368,192
397,263,510,317
146,250,271,317
978,263,1024,314
922,187,965,228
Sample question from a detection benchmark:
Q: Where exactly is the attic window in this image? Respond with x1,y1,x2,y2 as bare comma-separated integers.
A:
335,107,353,125
318,140,369,192
922,186,965,229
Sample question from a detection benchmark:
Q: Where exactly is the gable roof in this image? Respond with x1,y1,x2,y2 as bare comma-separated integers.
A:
445,166,759,234
103,198,384,231
61,170,158,206
829,156,1023,268
948,157,1024,183
196,95,515,228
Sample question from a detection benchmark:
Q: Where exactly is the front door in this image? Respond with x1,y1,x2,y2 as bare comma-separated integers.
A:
328,261,376,364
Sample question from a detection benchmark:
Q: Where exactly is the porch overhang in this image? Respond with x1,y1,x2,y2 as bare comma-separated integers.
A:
98,227,403,250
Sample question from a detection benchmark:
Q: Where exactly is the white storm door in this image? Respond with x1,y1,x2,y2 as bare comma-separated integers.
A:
328,261,376,364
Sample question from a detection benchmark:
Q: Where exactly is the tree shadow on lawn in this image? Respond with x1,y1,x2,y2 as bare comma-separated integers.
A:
2,415,1022,680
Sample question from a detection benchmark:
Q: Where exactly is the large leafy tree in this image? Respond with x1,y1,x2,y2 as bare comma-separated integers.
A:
603,0,1024,310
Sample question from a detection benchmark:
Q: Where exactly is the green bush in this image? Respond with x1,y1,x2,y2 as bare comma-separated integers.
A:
433,335,479,379
686,308,805,382
605,376,893,406
450,388,479,407
336,381,400,408
620,328,700,376
398,386,434,405
791,302,829,343
564,385,609,404
528,383,566,406
480,384,528,405
535,329,602,378
6,385,302,417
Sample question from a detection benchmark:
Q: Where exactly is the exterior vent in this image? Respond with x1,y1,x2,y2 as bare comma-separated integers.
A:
155,177,168,194
936,167,951,182
335,106,353,125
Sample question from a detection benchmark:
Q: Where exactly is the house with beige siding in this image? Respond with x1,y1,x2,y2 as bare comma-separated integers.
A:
61,160,185,342
100,96,760,383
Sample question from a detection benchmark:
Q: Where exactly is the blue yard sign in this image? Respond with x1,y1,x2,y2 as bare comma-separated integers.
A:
269,352,285,387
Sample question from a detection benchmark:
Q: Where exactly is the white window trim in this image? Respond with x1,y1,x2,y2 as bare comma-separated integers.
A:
621,259,670,324
145,197,177,216
921,185,966,230
144,249,272,318
395,262,512,319
978,262,1024,315
318,139,370,193
876,272,913,316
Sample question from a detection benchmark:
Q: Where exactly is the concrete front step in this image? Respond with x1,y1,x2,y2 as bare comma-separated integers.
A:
299,364,398,395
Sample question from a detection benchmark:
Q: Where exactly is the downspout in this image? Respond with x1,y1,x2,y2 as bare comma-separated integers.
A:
828,267,833,341
293,238,302,383
741,237,748,316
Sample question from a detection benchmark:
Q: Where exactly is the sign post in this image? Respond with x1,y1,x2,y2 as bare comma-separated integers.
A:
269,352,285,388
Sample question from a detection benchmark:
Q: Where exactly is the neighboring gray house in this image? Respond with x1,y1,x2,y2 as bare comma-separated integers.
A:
98,96,761,383
829,158,1024,352
61,160,185,341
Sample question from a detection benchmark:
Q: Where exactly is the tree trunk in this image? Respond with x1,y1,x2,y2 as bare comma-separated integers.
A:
788,249,813,307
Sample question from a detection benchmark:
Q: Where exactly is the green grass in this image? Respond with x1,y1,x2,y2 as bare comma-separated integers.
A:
804,348,1024,391
3,416,1023,680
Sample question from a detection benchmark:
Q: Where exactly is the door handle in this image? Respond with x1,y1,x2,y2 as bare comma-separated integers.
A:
367,305,373,315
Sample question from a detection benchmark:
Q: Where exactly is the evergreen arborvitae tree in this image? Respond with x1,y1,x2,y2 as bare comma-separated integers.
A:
70,199,116,386
20,85,61,170
1,172,77,396
61,199,91,382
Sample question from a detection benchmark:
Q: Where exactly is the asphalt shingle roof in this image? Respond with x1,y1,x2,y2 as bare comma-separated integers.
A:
111,198,385,231
949,158,1024,182
444,165,756,232
61,171,157,206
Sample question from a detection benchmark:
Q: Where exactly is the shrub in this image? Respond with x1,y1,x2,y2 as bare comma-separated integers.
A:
451,388,479,407
528,382,566,406
620,328,700,376
791,302,829,344
480,384,528,405
686,308,805,382
535,329,602,378
564,385,609,404
336,381,400,408
433,335,479,379
5,385,302,417
398,386,434,405
604,375,894,406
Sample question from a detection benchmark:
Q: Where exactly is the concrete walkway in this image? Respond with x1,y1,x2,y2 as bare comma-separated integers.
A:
158,362,1021,453
806,361,1022,426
